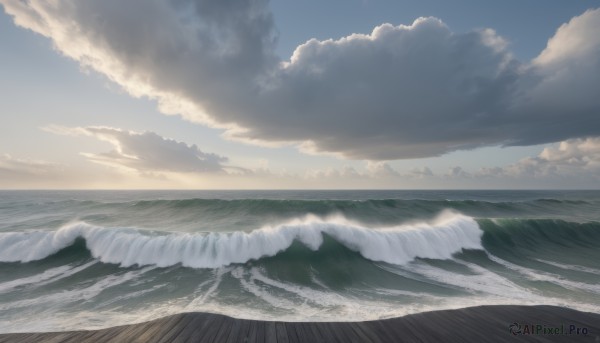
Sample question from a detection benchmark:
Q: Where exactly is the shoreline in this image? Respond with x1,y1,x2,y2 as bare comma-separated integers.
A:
1,305,599,342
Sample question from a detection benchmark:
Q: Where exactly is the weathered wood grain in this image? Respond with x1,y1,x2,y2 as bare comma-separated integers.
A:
0,305,599,342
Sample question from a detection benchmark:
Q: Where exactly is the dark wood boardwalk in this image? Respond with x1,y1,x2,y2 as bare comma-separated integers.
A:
1,305,599,342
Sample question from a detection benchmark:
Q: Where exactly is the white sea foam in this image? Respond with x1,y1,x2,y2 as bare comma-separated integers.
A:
0,261,97,294
232,267,300,311
184,268,228,310
0,211,483,268
536,258,600,276
385,260,544,300
0,266,155,311
0,265,71,293
248,267,349,307
488,254,600,294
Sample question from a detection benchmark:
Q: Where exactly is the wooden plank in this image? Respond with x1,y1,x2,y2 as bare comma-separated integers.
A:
105,320,161,343
181,313,216,343
61,330,98,343
311,323,339,343
292,322,316,343
247,320,264,343
2,305,600,343
236,319,253,343
83,327,125,343
353,322,383,343
200,314,227,343
344,321,377,343
275,322,288,343
87,327,128,343
0,333,31,343
242,320,256,343
0,333,39,343
385,317,429,342
283,323,299,343
301,322,325,343
331,322,360,343
166,313,207,342
253,320,266,343
212,317,234,343
120,314,184,343
224,317,242,343
363,320,398,343
28,332,73,343
264,321,277,343
156,313,197,343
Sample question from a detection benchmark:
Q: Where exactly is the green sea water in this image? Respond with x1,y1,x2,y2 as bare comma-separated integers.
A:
1,190,599,332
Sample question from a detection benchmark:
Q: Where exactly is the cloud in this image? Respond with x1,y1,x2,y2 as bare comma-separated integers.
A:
408,167,434,179
445,166,471,179
491,138,600,178
300,138,600,183
3,2,600,159
295,162,433,181
509,9,600,146
0,154,61,176
303,166,362,180
0,0,277,126
3,138,598,189
236,19,521,159
0,154,69,187
365,161,401,178
45,126,228,174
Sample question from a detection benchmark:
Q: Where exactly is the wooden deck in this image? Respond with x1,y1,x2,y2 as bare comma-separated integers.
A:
1,305,599,342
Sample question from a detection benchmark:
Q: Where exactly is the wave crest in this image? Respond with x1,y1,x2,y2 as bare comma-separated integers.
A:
0,212,482,268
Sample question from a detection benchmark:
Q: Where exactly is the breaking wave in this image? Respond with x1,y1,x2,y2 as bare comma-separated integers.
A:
0,212,482,268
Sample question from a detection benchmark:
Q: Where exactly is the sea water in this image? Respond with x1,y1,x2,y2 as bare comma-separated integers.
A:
1,190,599,332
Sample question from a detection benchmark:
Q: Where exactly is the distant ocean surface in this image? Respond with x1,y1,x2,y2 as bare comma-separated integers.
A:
1,190,599,333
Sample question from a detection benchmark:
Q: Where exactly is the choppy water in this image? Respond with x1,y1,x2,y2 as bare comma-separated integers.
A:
1,190,599,332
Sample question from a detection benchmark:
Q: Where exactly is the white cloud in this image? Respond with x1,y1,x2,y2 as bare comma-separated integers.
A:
300,162,437,182
300,138,600,184
0,154,72,188
304,166,362,180
0,154,61,176
45,126,228,174
236,19,520,159
445,166,471,179
365,161,401,178
2,137,598,189
500,138,600,178
511,8,600,146
408,167,434,179
534,9,600,67
2,2,600,160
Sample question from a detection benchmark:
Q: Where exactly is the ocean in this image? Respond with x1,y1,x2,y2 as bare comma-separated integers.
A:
0,190,599,333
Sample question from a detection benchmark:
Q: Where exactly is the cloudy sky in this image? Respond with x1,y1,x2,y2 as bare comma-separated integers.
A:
1,0,599,189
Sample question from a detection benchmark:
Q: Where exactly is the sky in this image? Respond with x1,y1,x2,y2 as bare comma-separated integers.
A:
1,0,599,189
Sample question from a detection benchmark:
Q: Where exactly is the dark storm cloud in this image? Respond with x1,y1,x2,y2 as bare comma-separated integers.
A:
3,1,600,159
